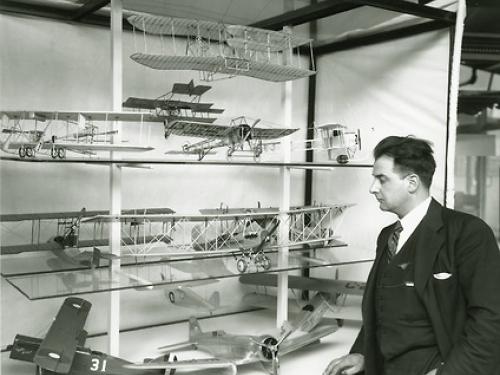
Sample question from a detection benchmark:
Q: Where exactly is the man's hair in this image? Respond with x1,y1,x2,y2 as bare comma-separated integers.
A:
373,136,436,189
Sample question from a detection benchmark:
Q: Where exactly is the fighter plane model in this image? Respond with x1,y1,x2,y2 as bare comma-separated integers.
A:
126,291,339,375
8,297,236,375
123,80,224,125
164,116,298,161
127,13,315,82
0,110,158,159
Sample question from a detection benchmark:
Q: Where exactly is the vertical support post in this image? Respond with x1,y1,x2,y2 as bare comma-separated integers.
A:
277,21,293,328
108,0,122,356
445,0,466,208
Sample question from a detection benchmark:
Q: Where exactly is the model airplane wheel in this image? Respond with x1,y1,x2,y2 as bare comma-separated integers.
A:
25,147,34,158
51,147,58,159
57,148,66,159
237,258,248,273
18,146,26,158
168,291,176,303
262,256,271,270
336,154,349,164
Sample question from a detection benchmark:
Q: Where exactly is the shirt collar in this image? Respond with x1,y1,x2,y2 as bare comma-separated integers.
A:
400,196,432,234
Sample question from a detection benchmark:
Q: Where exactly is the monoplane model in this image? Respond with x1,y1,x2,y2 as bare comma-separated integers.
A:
126,291,339,375
127,13,315,82
0,110,158,159
123,80,224,125
164,116,298,160
8,297,235,375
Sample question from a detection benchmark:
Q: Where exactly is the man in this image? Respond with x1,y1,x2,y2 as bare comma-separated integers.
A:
323,136,500,375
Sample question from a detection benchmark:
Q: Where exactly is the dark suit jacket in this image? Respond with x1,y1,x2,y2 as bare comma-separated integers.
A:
351,198,500,375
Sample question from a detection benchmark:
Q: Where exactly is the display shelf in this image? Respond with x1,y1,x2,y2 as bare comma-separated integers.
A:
0,155,373,169
0,240,346,277
4,250,372,300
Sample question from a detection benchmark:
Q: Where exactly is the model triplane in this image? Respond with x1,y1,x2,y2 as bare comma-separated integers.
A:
164,116,298,161
0,110,158,159
8,297,236,375
127,13,315,82
81,204,353,273
126,291,339,375
123,80,224,125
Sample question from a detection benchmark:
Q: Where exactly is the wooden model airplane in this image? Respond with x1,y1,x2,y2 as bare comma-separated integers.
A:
0,110,158,159
126,292,339,375
8,297,235,375
127,13,315,82
164,115,298,161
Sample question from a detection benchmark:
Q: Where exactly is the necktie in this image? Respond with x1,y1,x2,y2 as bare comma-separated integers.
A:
387,220,403,261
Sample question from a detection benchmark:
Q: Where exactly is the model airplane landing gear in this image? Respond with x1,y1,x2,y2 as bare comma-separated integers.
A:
18,145,35,158
51,147,66,159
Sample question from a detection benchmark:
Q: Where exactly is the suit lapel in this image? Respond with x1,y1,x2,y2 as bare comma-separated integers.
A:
414,199,445,296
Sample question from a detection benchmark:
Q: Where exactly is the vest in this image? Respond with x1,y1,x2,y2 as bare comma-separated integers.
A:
374,226,442,375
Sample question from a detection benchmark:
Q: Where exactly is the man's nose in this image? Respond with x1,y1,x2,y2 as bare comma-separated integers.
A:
369,180,379,194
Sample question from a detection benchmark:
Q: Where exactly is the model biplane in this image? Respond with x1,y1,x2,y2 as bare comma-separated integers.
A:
8,297,235,375
0,110,158,159
123,80,224,126
81,204,352,273
299,124,362,164
126,292,339,375
0,207,175,271
127,13,315,82
164,116,298,161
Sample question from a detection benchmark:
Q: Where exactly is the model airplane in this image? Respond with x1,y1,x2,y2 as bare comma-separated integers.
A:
298,124,362,164
127,13,315,82
164,116,298,161
0,110,158,159
8,297,235,375
126,291,339,375
123,80,224,125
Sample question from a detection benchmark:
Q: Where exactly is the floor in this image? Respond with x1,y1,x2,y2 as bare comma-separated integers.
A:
1,309,361,375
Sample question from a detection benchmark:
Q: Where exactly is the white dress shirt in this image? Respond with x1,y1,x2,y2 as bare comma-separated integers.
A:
395,196,432,253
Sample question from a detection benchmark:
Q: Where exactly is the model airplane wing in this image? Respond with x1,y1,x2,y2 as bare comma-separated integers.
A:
250,127,298,139
239,273,366,296
33,297,91,373
164,121,233,138
279,323,338,356
126,357,236,374
123,97,224,114
172,80,212,96
130,54,315,82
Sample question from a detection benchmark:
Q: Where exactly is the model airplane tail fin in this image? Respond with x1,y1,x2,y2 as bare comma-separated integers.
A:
9,334,42,363
188,317,203,340
208,291,220,310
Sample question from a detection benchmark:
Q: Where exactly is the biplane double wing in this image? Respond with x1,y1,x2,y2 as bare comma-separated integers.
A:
1,110,158,158
127,13,315,82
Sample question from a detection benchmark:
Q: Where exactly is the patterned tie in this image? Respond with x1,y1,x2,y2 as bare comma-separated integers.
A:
387,220,403,261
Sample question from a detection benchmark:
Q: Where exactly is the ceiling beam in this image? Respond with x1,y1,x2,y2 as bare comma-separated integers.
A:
72,0,110,21
250,0,362,30
315,20,449,55
348,0,455,23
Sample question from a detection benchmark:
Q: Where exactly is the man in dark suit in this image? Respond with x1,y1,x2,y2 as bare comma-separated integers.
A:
323,136,500,375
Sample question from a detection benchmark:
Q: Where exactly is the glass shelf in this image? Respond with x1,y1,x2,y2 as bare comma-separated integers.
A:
0,155,373,169
3,245,372,300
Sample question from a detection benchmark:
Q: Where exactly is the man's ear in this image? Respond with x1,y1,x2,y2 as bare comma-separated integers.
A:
406,173,420,193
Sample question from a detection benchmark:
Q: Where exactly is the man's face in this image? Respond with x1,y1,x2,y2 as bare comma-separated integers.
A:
369,155,411,217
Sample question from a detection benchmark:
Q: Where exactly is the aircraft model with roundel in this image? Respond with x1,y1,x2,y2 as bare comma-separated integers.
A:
164,115,298,161
0,110,158,159
127,13,315,82
125,291,339,375
7,297,236,375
